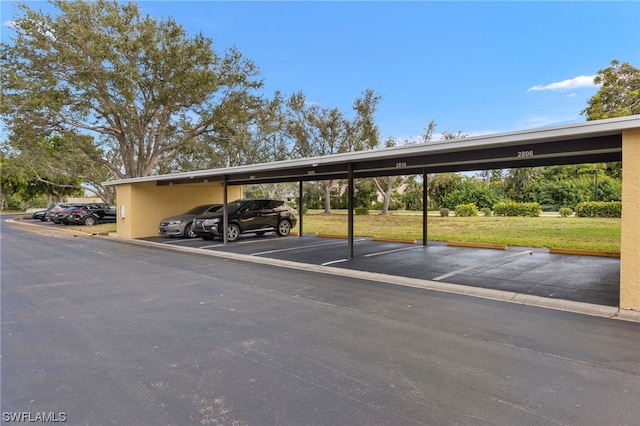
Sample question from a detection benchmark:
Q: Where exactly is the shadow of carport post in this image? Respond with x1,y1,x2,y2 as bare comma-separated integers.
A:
423,169,428,246
299,180,304,237
348,162,354,259
223,174,228,245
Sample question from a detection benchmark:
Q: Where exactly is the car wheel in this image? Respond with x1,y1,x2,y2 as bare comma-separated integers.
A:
184,222,197,238
276,220,291,236
227,223,240,242
82,216,97,226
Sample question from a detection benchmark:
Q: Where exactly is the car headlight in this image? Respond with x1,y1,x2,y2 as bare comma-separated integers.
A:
167,220,183,225
203,218,220,226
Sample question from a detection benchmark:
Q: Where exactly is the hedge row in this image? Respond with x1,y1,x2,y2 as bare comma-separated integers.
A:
574,201,621,218
492,202,542,217
450,201,621,218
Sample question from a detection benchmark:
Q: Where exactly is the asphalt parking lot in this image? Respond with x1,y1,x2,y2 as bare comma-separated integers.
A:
140,231,621,308
4,218,639,425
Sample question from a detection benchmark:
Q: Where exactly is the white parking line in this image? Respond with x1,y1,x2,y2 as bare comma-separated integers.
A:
251,239,368,256
322,259,349,266
433,250,533,281
200,243,224,249
238,237,279,245
162,239,197,244
364,245,423,258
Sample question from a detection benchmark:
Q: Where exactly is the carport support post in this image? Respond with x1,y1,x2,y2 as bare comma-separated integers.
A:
423,170,428,246
348,162,354,259
223,175,228,245
299,180,304,237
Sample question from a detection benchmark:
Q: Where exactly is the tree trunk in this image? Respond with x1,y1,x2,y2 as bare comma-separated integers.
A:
323,180,332,215
380,178,394,216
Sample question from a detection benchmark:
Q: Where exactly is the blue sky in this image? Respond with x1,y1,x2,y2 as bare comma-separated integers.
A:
2,1,639,141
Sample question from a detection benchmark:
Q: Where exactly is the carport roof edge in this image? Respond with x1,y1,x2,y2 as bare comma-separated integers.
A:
103,115,640,186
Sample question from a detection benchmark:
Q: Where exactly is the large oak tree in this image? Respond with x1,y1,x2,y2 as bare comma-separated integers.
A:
1,0,265,180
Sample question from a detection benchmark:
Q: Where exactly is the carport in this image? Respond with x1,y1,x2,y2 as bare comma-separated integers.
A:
104,115,640,310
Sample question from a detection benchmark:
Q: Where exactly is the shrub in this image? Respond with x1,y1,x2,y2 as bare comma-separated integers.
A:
493,201,542,217
559,207,573,217
480,207,492,217
574,201,621,218
454,203,478,217
442,180,506,210
439,208,450,217
354,206,369,215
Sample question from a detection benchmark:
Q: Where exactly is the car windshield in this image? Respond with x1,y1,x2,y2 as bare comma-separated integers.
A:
184,205,221,215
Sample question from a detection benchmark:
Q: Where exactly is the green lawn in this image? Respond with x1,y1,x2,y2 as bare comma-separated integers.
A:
299,211,621,252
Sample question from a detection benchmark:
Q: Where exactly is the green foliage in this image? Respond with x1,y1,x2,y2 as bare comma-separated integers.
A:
504,167,542,202
454,203,478,217
493,202,542,217
5,193,24,210
395,176,423,211
375,197,401,211
301,182,325,209
574,201,622,218
443,179,506,210
530,166,621,210
354,180,378,208
354,207,369,215
480,207,492,217
428,173,463,209
559,207,573,217
332,179,377,210
439,208,450,217
581,60,640,120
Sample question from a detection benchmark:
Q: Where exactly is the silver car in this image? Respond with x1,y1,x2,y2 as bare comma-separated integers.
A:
159,204,222,238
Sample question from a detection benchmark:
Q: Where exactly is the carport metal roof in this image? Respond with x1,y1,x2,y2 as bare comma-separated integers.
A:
104,115,640,187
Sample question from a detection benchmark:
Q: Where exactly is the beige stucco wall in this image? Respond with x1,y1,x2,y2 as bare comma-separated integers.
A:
620,128,640,311
112,181,242,239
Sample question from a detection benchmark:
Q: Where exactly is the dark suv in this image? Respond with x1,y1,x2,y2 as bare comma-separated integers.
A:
69,204,117,226
192,199,297,242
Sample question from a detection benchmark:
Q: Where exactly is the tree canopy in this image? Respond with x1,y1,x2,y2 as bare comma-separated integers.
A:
582,60,640,120
1,0,265,179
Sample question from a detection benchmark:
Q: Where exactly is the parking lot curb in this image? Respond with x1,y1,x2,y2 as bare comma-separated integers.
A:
549,248,621,258
113,236,639,323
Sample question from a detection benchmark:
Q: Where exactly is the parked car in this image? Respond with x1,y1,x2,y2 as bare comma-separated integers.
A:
31,209,48,221
69,204,117,226
42,202,74,221
51,204,88,225
159,204,223,238
192,199,297,242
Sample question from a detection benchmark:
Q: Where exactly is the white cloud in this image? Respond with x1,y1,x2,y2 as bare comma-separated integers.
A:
527,75,598,92
3,20,17,29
